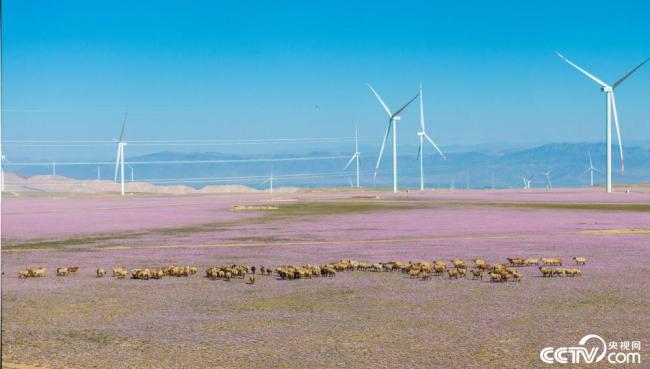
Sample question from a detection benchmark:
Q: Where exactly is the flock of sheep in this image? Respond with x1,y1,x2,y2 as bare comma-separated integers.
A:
16,256,586,283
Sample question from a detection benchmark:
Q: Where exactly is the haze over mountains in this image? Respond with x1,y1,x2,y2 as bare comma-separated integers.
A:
7,142,650,190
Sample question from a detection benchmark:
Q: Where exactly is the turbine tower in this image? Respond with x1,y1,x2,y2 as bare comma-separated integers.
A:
1,154,8,192
343,126,361,188
542,170,552,189
113,112,128,196
262,172,274,193
367,83,419,193
417,83,446,191
585,151,601,187
556,52,649,193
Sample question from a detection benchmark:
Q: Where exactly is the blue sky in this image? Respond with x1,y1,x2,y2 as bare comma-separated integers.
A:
2,0,650,159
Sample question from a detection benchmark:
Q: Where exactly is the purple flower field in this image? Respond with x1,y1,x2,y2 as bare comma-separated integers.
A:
2,188,650,368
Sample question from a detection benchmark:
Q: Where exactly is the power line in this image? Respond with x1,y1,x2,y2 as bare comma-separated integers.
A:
3,155,352,166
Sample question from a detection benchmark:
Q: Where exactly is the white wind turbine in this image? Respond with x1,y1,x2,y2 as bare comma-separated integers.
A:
367,83,419,193
262,171,274,193
417,83,446,191
113,112,128,196
541,170,552,189
522,175,534,190
556,52,649,193
343,125,361,188
585,151,601,187
1,154,8,192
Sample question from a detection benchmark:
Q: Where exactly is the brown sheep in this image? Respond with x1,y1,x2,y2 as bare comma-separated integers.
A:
249,275,256,284
470,269,484,280
450,259,467,269
472,259,487,267
67,266,80,273
524,258,539,266
511,270,522,282
457,268,467,278
96,268,106,277
18,270,31,279
114,269,128,278
538,266,553,278
507,257,525,267
447,269,460,279
572,257,587,265
56,267,69,277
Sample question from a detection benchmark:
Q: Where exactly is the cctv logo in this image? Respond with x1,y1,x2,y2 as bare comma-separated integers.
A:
540,334,642,365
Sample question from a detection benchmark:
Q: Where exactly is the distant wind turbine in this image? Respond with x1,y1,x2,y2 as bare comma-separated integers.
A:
129,165,134,183
585,151,602,187
523,175,534,190
556,51,649,193
541,170,552,189
52,162,56,176
343,126,361,188
1,155,8,192
367,83,419,193
113,112,128,196
262,171,274,193
97,166,101,181
416,83,446,191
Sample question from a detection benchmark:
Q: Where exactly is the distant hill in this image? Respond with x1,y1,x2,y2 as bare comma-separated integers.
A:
9,142,650,189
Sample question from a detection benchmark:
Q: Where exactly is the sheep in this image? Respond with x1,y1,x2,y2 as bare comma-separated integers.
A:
552,268,567,278
566,268,582,277
507,257,525,267
511,270,522,282
114,269,128,279
489,273,502,282
450,259,467,269
470,269,484,280
447,269,460,279
542,258,562,266
524,258,539,266
472,259,487,267
251,266,257,275
96,268,106,277
538,266,553,278
225,271,232,281
572,257,587,265
18,270,30,279
249,275,256,284
67,266,80,273
457,268,467,278
408,269,420,278
56,267,69,276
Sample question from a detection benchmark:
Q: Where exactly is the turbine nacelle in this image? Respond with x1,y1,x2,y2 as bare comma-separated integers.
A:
393,116,402,121
601,86,613,93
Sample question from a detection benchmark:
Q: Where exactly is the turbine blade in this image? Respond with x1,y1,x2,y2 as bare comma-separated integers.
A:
375,120,392,177
343,154,356,170
419,83,425,131
555,51,609,88
119,112,128,142
113,147,121,182
613,58,650,88
610,93,624,173
366,84,392,118
589,151,593,167
416,143,421,161
424,133,446,159
392,93,419,118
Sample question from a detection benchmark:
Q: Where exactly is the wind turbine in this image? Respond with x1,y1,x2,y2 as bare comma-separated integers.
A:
556,52,649,193
585,151,601,187
343,126,361,188
262,171,274,193
523,175,534,190
97,166,101,181
52,162,56,176
129,165,134,183
541,170,552,189
367,83,419,193
113,112,128,196
416,83,446,191
1,155,8,192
